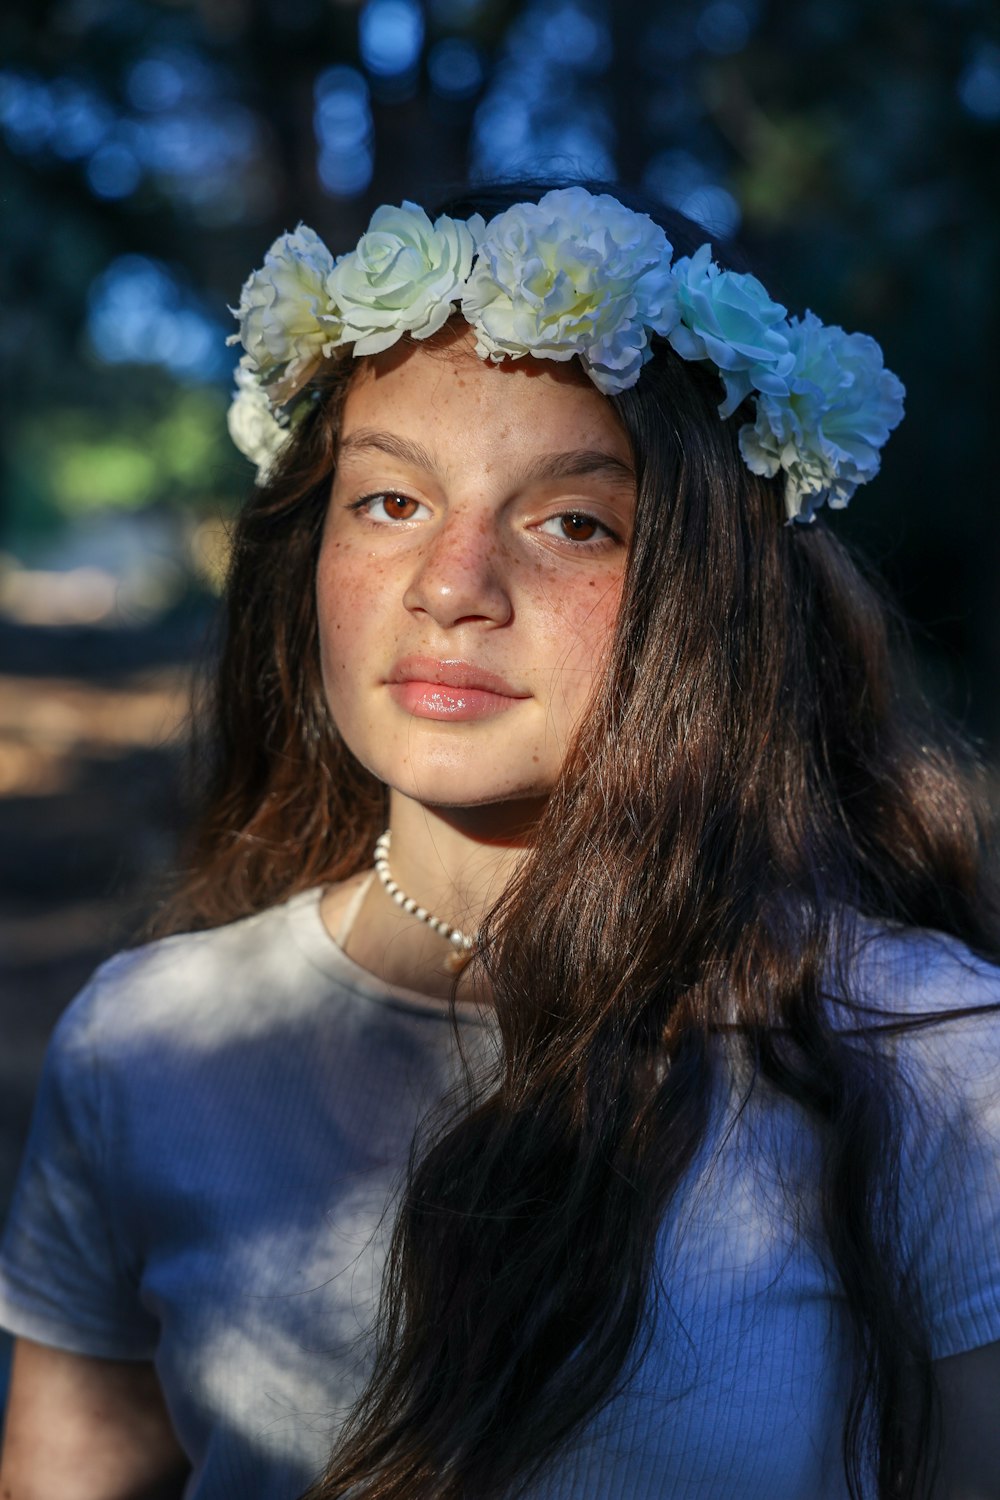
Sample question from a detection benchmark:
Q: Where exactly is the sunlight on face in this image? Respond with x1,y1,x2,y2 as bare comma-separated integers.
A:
315,324,636,813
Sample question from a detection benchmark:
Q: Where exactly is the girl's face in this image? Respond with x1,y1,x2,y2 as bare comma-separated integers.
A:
316,325,636,813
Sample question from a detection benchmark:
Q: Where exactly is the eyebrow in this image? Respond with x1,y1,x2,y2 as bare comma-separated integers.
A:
337,427,634,486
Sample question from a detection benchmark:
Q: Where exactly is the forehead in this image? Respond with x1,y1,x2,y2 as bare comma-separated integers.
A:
337,326,632,469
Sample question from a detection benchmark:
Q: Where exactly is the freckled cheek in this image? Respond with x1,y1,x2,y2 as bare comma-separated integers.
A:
315,551,399,698
524,573,622,735
530,571,623,662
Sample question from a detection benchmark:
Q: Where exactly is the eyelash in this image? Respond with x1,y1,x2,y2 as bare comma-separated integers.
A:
349,493,621,548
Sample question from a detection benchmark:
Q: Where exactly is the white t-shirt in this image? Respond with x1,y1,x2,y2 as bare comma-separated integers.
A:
0,888,998,1499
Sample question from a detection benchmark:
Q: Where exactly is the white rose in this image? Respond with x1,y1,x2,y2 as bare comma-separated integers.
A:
226,357,293,483
325,202,483,357
668,244,795,417
461,187,678,396
738,312,906,521
229,224,340,391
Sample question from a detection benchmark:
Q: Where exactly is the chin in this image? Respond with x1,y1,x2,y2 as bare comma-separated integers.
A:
336,715,563,810
379,768,554,810
349,743,554,810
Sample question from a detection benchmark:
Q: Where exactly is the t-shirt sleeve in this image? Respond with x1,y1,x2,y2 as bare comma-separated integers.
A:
894,945,1000,1360
0,972,159,1359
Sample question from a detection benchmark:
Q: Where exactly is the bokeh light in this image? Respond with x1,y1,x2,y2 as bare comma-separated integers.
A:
47,81,112,160
87,256,227,382
0,72,55,154
0,55,261,225
359,0,425,78
643,147,742,238
472,0,615,179
428,38,484,100
127,54,189,113
958,41,1000,121
695,0,756,56
535,1,610,70
314,65,374,198
86,140,143,199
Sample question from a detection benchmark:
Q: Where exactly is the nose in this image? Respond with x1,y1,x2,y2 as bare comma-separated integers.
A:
402,507,513,629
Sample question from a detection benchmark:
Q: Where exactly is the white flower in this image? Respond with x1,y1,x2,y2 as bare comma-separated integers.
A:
226,357,293,484
461,187,679,396
221,195,906,524
325,202,483,357
229,224,340,394
738,312,906,521
668,244,795,417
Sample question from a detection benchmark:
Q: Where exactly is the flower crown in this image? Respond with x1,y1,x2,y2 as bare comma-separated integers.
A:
227,187,905,523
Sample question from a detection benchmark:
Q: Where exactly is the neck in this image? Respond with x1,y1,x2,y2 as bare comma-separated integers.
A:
389,794,543,925
335,795,544,1002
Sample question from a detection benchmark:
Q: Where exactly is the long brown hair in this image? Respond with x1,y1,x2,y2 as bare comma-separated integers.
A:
158,184,999,1499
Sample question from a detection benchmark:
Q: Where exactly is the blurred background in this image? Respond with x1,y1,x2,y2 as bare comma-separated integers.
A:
1,0,998,1397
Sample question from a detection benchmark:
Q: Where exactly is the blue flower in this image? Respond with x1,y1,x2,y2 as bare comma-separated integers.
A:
738,313,906,521
668,245,795,418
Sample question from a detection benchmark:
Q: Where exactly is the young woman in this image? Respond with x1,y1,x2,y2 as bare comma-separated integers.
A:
0,183,998,1500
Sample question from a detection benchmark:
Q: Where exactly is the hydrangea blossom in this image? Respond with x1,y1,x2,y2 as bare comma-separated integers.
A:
668,245,795,418
326,202,483,357
228,225,340,398
738,312,906,521
461,187,680,395
226,356,294,483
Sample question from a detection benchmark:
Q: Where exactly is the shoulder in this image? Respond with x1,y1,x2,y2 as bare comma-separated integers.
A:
827,917,1000,1122
832,915,1000,1028
841,926,1000,1357
831,918,1000,1159
54,889,332,1062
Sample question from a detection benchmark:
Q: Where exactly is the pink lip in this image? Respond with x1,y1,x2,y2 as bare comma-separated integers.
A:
386,657,529,722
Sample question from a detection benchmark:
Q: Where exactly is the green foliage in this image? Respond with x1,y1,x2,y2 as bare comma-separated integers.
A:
6,388,240,542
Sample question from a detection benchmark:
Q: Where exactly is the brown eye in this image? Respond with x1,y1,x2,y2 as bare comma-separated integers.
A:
536,510,616,546
380,494,419,520
560,512,599,541
351,491,430,525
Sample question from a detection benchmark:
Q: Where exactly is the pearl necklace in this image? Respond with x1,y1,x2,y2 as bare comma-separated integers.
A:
373,830,477,973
